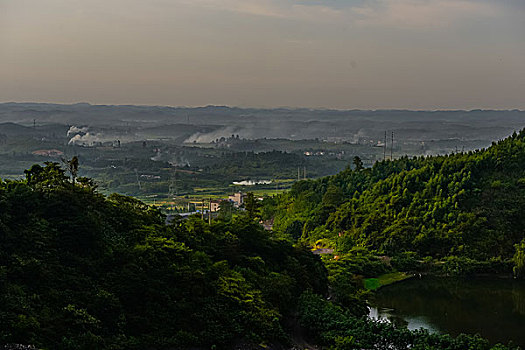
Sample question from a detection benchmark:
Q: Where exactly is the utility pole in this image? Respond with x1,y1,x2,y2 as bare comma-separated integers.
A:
391,132,394,160
168,169,177,200
383,131,387,161
201,200,204,221
297,167,300,181
303,166,306,180
134,169,141,190
208,198,212,225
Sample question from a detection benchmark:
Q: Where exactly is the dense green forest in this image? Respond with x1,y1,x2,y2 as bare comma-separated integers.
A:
267,130,525,274
0,163,330,348
0,158,520,348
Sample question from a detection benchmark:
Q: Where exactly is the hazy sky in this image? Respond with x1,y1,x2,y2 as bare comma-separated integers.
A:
1,0,524,109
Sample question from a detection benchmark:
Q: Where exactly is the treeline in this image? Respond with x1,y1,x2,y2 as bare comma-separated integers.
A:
268,130,525,272
208,150,306,178
206,150,344,179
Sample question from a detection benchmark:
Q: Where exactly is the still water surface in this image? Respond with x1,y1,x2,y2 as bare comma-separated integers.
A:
369,276,525,347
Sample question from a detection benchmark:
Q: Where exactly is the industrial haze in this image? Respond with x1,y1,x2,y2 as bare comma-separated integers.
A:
1,102,523,145
1,102,524,209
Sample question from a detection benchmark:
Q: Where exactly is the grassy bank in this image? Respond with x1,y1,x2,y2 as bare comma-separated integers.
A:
364,272,413,291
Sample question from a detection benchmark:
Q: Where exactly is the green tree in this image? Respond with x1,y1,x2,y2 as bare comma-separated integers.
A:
353,156,364,171
244,192,261,220
24,162,69,189
284,220,304,241
513,239,525,278
218,199,234,221
322,185,344,208
64,156,80,183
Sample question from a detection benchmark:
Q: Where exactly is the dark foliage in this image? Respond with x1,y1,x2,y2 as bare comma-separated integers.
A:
0,163,327,349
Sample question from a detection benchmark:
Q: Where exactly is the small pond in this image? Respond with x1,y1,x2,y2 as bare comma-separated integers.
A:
369,276,525,347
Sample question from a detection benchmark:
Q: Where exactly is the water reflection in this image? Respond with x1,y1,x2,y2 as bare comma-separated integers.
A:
368,276,525,347
369,306,440,333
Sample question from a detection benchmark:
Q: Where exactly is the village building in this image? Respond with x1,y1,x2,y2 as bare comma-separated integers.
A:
228,192,245,207
210,199,222,212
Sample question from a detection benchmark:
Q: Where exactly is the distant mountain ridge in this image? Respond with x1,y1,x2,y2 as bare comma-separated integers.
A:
1,102,524,146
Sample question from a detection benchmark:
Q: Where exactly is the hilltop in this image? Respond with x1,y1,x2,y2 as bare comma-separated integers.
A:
269,130,525,263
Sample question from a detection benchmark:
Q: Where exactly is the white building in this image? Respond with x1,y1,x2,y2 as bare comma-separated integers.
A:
210,200,222,212
228,192,245,207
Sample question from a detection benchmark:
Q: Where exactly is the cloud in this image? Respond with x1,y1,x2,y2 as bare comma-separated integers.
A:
179,0,342,21
349,0,500,29
181,0,500,28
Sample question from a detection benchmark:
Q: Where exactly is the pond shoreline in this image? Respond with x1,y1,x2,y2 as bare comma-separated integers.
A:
368,275,525,347
368,271,517,292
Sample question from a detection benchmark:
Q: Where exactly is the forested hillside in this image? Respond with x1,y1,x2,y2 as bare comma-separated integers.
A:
0,162,520,349
0,163,327,348
269,130,525,265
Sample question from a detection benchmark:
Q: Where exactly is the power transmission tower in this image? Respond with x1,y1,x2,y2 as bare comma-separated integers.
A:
168,168,177,198
384,131,387,161
391,132,394,160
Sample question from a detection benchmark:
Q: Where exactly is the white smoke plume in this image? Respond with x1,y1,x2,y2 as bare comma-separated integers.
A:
68,132,103,145
350,128,367,144
184,126,241,143
67,124,133,145
67,125,89,136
